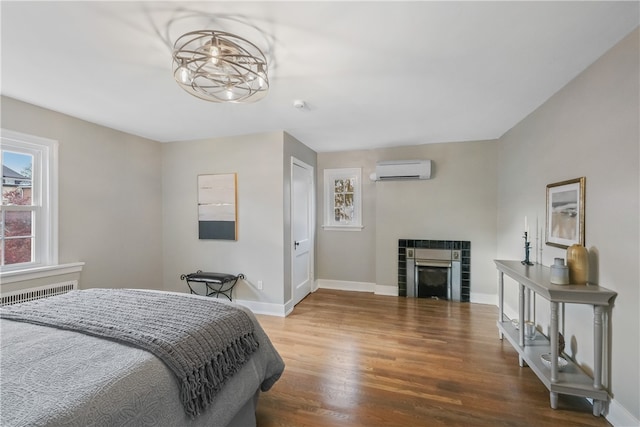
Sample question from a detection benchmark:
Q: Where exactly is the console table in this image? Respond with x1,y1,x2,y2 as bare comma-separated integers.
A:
494,260,617,416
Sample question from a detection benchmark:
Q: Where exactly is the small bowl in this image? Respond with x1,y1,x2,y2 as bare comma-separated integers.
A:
540,353,568,371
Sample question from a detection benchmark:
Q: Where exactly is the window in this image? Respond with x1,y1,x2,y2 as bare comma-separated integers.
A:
323,168,363,231
1,129,58,272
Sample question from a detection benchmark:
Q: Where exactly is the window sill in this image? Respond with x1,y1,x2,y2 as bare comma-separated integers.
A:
322,225,364,232
0,262,85,284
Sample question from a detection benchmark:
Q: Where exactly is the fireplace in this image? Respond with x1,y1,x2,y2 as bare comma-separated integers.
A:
406,248,461,300
398,240,470,302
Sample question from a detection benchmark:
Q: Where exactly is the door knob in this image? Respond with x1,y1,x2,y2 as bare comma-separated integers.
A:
294,241,300,249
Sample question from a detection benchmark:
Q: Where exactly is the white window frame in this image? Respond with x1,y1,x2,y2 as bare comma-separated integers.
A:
322,167,363,231
1,129,59,273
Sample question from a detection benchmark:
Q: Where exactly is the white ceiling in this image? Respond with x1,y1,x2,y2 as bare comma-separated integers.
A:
1,1,638,152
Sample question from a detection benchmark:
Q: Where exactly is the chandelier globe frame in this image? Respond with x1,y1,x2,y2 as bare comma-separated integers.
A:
172,30,269,103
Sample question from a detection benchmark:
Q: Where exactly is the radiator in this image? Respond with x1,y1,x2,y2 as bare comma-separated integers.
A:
0,281,78,306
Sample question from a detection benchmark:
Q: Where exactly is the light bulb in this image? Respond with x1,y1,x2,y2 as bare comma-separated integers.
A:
207,38,220,65
257,65,266,88
178,66,191,84
209,48,219,65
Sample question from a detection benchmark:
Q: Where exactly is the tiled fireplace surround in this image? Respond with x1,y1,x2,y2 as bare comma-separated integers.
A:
398,239,471,302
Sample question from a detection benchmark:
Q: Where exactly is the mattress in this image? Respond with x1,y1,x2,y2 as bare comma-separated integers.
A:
0,290,284,427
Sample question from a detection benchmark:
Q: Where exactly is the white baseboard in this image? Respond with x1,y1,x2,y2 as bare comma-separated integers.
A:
374,284,398,296
470,292,498,306
317,279,375,293
500,302,519,322
316,279,399,296
234,299,289,317
606,397,640,427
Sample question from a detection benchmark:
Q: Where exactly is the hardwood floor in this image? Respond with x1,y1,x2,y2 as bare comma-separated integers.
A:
254,289,611,427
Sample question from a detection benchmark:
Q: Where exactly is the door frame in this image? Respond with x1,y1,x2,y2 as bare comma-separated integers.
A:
290,156,315,307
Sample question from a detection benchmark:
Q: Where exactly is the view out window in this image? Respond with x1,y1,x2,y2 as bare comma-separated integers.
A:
322,168,363,231
1,129,58,272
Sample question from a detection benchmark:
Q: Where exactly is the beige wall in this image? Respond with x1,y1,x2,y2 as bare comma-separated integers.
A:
317,140,499,298
317,149,379,284
1,96,163,290
161,131,317,307
497,28,639,422
161,132,286,304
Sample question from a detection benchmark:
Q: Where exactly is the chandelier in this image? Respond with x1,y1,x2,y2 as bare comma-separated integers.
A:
172,30,269,103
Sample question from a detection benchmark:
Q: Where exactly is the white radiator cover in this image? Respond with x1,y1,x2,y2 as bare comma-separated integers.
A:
0,281,78,306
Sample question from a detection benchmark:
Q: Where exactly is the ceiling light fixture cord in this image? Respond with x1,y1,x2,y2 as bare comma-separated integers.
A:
172,30,269,103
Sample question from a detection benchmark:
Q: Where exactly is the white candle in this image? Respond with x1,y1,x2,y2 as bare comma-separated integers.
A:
524,216,528,234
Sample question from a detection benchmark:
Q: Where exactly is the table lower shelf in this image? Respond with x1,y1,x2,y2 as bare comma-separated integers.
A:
497,320,609,402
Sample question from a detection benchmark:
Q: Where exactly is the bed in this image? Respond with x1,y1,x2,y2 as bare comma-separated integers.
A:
0,288,285,427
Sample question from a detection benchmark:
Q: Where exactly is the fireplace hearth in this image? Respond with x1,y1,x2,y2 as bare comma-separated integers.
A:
398,239,470,302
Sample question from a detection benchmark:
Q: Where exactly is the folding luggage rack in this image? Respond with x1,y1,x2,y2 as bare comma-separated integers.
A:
180,271,244,301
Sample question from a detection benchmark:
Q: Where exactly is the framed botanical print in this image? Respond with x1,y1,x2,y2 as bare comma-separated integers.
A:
546,177,585,248
322,168,363,231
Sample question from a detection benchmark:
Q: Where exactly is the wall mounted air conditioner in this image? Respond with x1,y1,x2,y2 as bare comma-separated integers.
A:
370,160,432,181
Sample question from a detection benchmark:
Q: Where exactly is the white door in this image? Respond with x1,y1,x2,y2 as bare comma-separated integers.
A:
292,159,314,306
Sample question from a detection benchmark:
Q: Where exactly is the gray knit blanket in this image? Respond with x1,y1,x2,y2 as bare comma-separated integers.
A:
0,289,259,418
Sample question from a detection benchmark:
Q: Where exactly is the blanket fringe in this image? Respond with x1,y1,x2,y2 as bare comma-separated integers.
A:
180,332,260,418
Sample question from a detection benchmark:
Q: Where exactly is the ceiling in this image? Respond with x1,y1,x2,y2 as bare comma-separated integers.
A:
1,1,638,152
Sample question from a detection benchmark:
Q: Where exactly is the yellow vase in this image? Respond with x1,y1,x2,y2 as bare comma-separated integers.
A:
566,244,589,284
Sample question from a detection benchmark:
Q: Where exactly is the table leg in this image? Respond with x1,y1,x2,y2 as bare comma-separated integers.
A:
550,392,558,409
498,271,504,339
518,283,526,367
593,306,604,390
519,283,525,348
550,301,559,383
593,399,603,416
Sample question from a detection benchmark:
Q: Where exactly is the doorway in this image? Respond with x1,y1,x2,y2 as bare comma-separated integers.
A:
291,158,314,306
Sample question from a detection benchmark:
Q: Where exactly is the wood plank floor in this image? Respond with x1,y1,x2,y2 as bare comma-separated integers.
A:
254,289,611,427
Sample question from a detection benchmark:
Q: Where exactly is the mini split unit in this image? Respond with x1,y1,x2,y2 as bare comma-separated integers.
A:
369,160,432,181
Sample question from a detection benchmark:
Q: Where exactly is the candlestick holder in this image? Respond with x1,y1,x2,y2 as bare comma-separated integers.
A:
522,232,533,266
